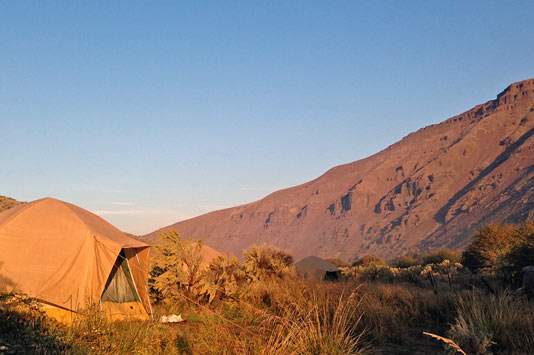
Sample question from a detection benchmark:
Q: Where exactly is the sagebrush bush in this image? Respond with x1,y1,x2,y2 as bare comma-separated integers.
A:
243,244,294,282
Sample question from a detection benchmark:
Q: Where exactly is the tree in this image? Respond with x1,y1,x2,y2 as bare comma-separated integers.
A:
152,229,205,300
504,222,534,286
462,224,521,279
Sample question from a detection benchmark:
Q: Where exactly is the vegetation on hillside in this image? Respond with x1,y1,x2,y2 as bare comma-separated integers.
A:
2,222,534,354
0,196,21,213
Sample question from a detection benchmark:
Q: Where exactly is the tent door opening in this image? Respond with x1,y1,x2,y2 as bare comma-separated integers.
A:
101,250,140,303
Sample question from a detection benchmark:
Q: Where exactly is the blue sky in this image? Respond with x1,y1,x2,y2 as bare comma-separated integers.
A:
1,1,533,234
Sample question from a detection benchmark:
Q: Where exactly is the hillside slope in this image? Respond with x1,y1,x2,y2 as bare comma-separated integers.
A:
145,79,534,260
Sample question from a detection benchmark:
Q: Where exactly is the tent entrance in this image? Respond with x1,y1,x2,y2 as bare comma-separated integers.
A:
101,250,140,303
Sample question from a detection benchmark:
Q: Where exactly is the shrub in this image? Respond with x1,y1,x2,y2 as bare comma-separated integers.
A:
422,248,461,266
504,222,534,286
420,260,463,290
390,255,421,268
326,258,351,268
355,265,396,282
352,255,387,268
0,293,71,353
201,253,246,303
397,265,424,284
462,224,521,279
152,229,205,301
243,245,294,282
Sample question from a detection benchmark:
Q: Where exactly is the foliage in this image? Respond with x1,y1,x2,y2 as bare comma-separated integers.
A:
7,222,534,354
243,244,294,282
259,292,366,355
152,229,205,300
326,258,351,267
201,253,246,303
461,221,534,288
0,196,21,214
422,248,462,266
356,264,395,282
354,282,455,344
0,293,71,354
448,289,534,354
352,255,387,268
461,224,520,278
420,260,464,290
390,255,421,268
504,222,534,285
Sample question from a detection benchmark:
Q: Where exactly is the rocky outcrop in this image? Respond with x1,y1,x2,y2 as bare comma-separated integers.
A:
144,79,534,260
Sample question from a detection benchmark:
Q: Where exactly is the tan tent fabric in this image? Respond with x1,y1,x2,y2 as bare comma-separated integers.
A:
0,197,151,321
124,247,152,315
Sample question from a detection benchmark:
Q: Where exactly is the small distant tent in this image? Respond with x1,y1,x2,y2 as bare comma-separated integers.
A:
295,256,341,281
0,197,152,323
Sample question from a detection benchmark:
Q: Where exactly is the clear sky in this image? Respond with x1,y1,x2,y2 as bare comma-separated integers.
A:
1,1,533,234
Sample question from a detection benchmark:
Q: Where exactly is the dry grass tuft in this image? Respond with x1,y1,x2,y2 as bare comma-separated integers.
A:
257,292,366,355
448,289,534,355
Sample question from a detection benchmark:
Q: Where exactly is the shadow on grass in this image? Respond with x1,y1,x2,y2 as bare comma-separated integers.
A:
0,294,73,354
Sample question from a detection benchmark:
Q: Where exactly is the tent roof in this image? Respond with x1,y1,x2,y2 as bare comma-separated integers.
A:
0,197,148,249
294,255,340,273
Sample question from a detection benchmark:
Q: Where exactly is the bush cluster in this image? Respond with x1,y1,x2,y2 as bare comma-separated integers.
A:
462,222,534,286
151,230,295,305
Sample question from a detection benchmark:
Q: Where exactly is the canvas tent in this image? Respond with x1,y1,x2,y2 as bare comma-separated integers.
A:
0,197,152,322
295,256,341,281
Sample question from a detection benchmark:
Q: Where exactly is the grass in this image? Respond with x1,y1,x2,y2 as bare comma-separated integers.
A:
448,289,534,355
2,269,533,354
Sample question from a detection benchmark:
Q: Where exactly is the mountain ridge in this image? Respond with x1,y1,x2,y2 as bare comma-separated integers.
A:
144,79,534,261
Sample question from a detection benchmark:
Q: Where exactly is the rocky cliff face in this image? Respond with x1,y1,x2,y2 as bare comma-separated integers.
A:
144,79,534,260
